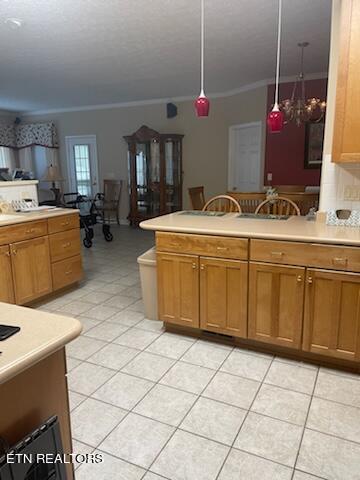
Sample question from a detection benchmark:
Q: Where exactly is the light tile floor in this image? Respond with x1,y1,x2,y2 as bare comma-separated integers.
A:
34,225,360,480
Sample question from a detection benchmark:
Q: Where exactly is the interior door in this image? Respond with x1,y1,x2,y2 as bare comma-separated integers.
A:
303,269,360,361
200,257,248,336
65,135,99,197
157,252,199,328
248,262,305,348
0,245,15,303
228,122,262,192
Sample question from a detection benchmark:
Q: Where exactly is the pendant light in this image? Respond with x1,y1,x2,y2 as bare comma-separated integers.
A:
194,0,210,117
267,0,284,133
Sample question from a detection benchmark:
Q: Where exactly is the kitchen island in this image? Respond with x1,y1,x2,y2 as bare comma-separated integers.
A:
0,303,82,479
141,212,360,369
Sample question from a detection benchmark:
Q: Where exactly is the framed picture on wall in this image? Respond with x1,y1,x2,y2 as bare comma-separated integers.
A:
304,121,325,169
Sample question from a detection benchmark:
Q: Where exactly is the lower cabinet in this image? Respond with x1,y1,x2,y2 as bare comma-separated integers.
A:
248,262,305,349
303,268,360,361
0,245,15,304
10,237,53,305
200,257,247,336
157,252,199,328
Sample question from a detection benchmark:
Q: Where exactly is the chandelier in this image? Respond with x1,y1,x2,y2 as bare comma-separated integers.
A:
280,42,326,126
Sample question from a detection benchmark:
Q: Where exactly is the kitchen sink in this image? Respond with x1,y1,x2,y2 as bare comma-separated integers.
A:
237,213,290,220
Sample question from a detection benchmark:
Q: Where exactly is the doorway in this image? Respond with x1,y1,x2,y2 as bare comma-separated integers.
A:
65,135,99,196
228,122,262,192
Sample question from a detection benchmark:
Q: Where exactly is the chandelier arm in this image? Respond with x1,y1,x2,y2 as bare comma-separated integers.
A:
274,0,282,106
200,0,205,95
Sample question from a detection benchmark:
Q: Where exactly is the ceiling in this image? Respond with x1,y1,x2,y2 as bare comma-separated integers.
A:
0,0,332,113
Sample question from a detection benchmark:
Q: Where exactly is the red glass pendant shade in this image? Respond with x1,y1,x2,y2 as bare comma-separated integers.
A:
195,92,210,117
267,105,284,133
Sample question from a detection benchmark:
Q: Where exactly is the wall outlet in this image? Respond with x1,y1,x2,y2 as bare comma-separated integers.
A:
344,185,360,201
267,172,272,182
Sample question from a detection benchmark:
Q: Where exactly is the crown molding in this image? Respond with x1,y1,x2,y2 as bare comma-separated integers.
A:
20,72,328,117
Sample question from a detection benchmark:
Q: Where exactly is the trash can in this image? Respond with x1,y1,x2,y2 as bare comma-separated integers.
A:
137,247,158,320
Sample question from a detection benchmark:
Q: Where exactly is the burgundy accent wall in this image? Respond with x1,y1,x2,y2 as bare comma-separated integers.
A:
264,78,327,186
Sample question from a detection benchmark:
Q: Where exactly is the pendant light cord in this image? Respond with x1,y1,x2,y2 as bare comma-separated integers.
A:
274,0,282,106
200,0,205,95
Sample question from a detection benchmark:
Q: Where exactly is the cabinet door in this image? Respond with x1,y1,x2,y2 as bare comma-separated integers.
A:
0,245,15,304
11,237,52,305
157,252,199,327
303,269,360,361
332,0,360,163
248,262,305,349
200,257,247,337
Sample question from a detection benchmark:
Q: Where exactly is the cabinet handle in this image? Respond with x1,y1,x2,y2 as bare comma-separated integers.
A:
170,242,180,247
4,251,10,257
216,246,228,251
192,263,197,269
25,228,35,234
12,250,17,255
307,276,313,284
332,257,347,266
297,275,302,283
61,221,70,227
200,264,205,270
62,242,71,248
65,270,72,275
270,251,284,258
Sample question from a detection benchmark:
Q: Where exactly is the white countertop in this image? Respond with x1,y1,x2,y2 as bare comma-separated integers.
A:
141,212,360,246
0,208,78,227
0,303,82,384
0,180,39,187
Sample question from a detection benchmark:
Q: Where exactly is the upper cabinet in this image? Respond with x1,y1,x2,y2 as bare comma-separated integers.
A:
124,125,184,226
332,0,360,163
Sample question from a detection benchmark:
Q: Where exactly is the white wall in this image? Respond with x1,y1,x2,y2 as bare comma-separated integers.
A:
23,87,268,221
320,0,360,212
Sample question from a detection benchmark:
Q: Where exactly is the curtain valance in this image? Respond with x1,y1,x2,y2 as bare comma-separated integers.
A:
0,122,58,149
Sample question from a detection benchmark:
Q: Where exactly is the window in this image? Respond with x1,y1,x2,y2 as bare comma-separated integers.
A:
0,146,15,170
73,144,91,196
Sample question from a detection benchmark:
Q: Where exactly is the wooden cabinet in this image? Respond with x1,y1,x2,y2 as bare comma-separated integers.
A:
332,0,360,163
248,262,305,349
0,245,15,304
11,237,52,305
124,125,184,226
303,269,360,361
157,252,199,328
200,257,247,336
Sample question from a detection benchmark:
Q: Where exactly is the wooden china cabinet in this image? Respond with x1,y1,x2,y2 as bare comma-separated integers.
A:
124,125,184,226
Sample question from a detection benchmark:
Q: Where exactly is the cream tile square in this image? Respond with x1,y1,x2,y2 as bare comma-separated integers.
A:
265,362,317,394
68,391,86,411
180,397,246,445
181,341,231,370
307,397,360,443
66,336,107,360
314,371,360,408
92,372,154,409
220,350,272,381
114,328,161,350
82,304,120,321
146,333,193,359
105,295,137,309
106,310,144,326
79,291,113,305
122,351,175,381
99,413,174,469
251,383,311,425
97,283,128,295
160,361,215,394
76,451,145,480
234,412,302,467
84,322,129,342
126,299,144,312
203,372,259,409
88,343,139,370
151,430,229,480
59,300,92,316
67,362,116,395
143,473,165,480
292,471,321,480
218,449,293,480
71,398,126,447
297,429,360,479
134,384,196,426
136,318,165,333
71,440,94,470
66,356,82,372
76,317,102,333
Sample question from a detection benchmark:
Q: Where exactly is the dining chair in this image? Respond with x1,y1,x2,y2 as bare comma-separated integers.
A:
97,179,123,224
255,196,301,216
202,195,242,213
188,186,206,210
227,192,266,213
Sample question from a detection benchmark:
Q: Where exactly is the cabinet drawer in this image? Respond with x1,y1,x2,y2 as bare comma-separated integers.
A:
250,239,360,272
49,228,81,263
156,232,248,260
0,220,47,246
48,214,79,234
52,255,83,291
